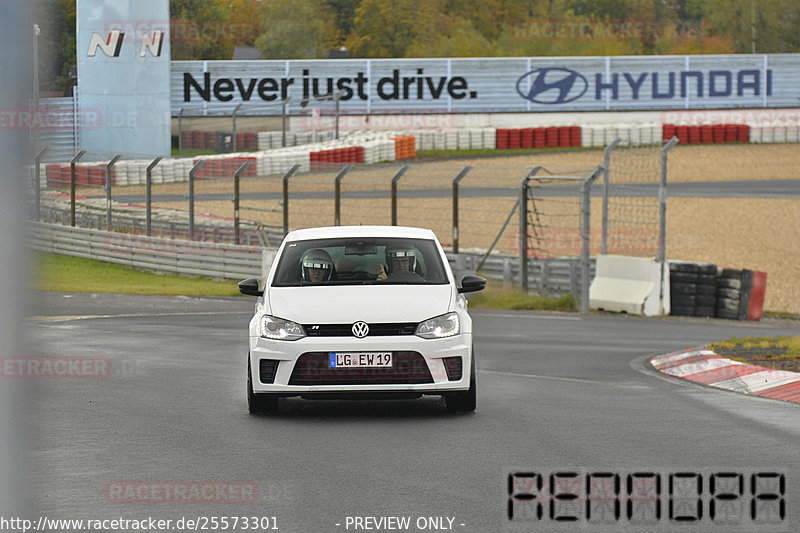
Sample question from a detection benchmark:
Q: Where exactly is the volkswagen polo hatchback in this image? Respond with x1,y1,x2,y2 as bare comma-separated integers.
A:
238,225,485,414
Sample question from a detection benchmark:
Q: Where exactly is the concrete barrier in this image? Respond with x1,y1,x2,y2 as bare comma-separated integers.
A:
590,254,669,316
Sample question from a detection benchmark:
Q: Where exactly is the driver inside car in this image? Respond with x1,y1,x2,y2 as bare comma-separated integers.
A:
377,245,417,280
300,248,334,283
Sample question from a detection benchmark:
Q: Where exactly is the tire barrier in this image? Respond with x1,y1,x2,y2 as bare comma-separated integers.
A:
495,126,580,149
669,262,767,321
180,130,258,151
669,261,718,318
663,124,750,145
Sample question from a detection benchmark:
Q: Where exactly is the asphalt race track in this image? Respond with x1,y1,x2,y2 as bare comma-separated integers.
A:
111,178,800,205
26,292,800,532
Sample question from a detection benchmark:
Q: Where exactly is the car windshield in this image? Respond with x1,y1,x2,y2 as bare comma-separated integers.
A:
271,237,449,286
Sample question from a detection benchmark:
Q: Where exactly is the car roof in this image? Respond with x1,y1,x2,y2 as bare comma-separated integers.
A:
284,225,439,242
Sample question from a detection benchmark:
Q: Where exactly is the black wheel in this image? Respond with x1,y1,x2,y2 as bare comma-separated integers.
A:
670,282,697,295
671,306,695,316
718,278,742,290
698,264,718,275
671,295,696,307
694,306,716,317
445,350,476,414
695,283,717,296
697,273,717,285
717,287,741,299
671,271,698,284
715,308,739,320
720,268,742,279
247,355,279,414
716,297,740,311
670,262,699,273
696,295,716,307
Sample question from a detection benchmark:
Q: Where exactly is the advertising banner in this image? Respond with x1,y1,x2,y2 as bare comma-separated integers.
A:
172,54,800,116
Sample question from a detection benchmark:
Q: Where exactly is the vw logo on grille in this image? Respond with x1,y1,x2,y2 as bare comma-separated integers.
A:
351,321,369,338
516,67,588,104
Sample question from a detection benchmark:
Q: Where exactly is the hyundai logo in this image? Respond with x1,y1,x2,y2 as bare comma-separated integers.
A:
352,321,369,338
516,68,588,104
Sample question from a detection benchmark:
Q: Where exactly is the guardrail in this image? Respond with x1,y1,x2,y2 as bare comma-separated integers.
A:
30,222,594,302
29,222,263,280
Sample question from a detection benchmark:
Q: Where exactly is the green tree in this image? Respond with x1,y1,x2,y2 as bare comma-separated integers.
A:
705,0,800,53
347,0,442,57
170,0,232,59
255,0,339,59
33,0,76,94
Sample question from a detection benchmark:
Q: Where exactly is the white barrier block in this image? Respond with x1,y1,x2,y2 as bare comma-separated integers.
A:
590,254,670,316
482,128,496,149
786,125,799,143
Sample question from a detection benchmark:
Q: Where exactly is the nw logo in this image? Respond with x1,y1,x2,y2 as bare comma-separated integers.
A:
87,29,165,57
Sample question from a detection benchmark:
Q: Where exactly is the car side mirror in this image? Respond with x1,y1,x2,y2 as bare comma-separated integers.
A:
458,274,486,293
238,277,261,296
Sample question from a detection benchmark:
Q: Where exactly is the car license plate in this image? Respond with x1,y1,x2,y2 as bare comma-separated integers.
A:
329,352,392,368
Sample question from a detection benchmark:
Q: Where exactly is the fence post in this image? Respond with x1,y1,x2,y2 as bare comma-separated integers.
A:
601,138,621,254
34,145,48,222
452,166,471,253
189,160,205,241
282,164,300,235
519,166,543,292
335,92,340,140
178,108,185,158
580,166,603,314
334,164,353,226
105,154,121,231
659,136,679,313
146,157,162,237
391,165,409,226
281,99,289,148
69,150,86,227
233,160,252,244
232,103,243,152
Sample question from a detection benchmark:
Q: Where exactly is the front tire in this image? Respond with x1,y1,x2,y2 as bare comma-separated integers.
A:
247,354,279,414
445,350,476,414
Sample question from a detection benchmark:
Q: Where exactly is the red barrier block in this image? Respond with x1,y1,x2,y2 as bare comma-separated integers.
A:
245,132,257,150
700,125,713,144
558,126,571,147
495,128,509,149
88,166,104,187
533,127,546,148
569,126,581,147
235,133,246,150
747,271,767,321
712,125,726,143
204,131,216,149
508,129,522,149
675,125,689,145
663,124,676,141
724,124,738,143
545,127,559,147
520,128,534,149
354,146,365,163
688,125,701,144
737,124,750,143
191,131,203,149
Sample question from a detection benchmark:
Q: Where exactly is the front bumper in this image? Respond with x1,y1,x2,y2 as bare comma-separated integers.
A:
249,333,472,395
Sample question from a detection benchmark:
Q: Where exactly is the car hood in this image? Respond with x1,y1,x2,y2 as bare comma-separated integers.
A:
267,284,453,323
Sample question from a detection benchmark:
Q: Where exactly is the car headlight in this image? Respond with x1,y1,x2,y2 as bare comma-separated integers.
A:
260,315,305,341
415,312,460,339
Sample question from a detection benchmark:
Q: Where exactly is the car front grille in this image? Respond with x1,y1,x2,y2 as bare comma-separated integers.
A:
302,323,418,337
288,351,433,385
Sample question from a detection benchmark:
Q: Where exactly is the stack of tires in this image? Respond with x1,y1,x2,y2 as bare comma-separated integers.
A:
715,269,753,320
669,262,718,317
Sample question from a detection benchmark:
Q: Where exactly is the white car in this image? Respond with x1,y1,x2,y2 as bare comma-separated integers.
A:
239,225,485,414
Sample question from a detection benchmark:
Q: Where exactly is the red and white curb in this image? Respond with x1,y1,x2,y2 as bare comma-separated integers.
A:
650,348,800,404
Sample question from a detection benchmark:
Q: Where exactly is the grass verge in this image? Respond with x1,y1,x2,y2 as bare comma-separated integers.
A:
34,253,241,296
468,282,577,312
709,336,800,373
